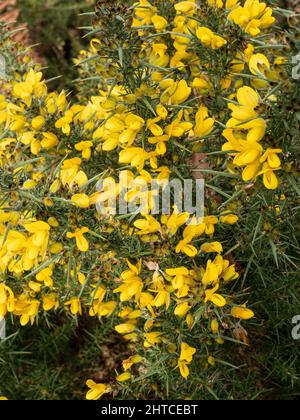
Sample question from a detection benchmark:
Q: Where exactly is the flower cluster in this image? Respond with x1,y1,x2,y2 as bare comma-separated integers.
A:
0,0,292,400
223,86,282,189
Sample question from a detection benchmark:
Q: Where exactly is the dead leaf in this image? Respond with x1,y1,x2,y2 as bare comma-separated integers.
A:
144,261,160,271
0,9,20,24
189,152,210,180
233,325,250,345
0,0,16,12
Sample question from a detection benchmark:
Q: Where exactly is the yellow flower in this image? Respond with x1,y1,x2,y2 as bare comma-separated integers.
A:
31,116,45,130
120,114,145,146
202,260,219,285
220,212,239,225
196,27,227,49
75,141,93,160
260,148,282,169
134,215,161,236
165,110,193,138
205,285,227,307
55,110,73,136
233,143,263,167
13,296,40,326
179,342,196,363
36,267,53,288
175,1,196,14
114,260,143,302
133,0,157,27
42,294,59,311
208,0,224,8
23,220,50,248
66,227,89,252
242,161,261,182
202,216,219,235
50,179,61,193
259,163,279,190
174,301,191,317
119,147,149,171
28,281,41,293
228,1,275,36
65,297,82,315
177,360,190,380
164,210,190,236
221,260,239,282
166,267,189,287
149,43,170,67
115,323,136,335
20,132,41,155
222,129,265,178
122,355,143,371
48,217,59,228
192,76,212,94
176,238,198,257
60,158,83,188
228,86,260,121
201,242,223,253
116,372,131,382
86,380,110,400
194,106,214,137
50,242,63,254
71,194,90,209
156,104,168,120
144,332,162,348
22,179,37,190
160,79,191,105
211,319,219,334
46,91,67,114
151,15,168,31
41,132,59,149
231,304,255,320
225,0,240,8
177,342,196,379
152,289,170,309
13,69,47,106
90,301,117,318
249,53,270,77
208,356,216,366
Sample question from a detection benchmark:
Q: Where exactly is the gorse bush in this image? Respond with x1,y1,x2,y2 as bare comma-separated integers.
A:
0,0,299,400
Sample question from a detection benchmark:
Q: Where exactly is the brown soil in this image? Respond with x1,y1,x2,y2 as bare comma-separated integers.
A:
0,0,43,62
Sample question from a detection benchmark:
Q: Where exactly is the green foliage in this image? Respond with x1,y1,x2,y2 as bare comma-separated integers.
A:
0,0,299,401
